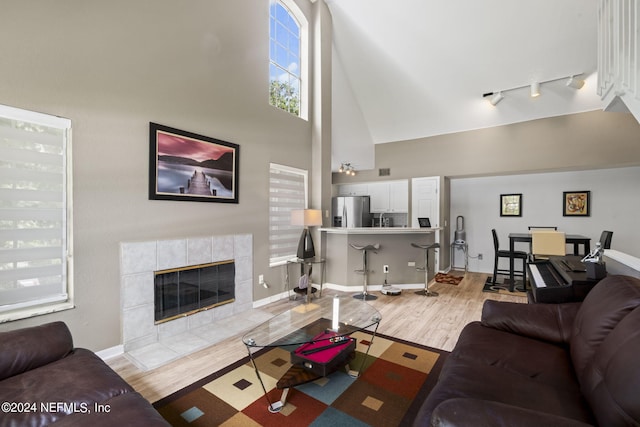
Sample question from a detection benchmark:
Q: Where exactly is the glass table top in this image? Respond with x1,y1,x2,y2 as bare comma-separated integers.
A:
242,296,381,348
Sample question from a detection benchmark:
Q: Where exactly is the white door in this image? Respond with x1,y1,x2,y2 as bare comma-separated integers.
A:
412,176,440,271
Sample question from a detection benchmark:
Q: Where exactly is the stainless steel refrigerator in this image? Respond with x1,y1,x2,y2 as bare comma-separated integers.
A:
332,196,372,228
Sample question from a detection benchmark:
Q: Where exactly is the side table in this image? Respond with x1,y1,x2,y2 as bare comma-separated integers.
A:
285,257,326,302
450,242,468,272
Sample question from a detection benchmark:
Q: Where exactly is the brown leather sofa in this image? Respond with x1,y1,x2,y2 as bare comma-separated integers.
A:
0,321,169,426
414,274,640,427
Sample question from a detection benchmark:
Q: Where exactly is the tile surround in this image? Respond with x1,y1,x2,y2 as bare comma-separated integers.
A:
120,233,259,370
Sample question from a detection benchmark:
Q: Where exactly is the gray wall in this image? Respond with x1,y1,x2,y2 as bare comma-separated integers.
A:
332,110,640,270
334,110,640,183
0,0,326,351
451,166,640,273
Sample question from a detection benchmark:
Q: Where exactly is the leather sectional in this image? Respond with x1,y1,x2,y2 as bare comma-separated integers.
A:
0,321,169,426
414,274,640,426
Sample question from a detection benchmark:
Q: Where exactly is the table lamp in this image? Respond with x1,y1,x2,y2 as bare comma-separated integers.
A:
291,209,323,259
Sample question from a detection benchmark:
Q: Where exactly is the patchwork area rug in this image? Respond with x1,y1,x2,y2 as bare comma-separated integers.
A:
154,331,448,426
434,273,463,285
482,276,528,297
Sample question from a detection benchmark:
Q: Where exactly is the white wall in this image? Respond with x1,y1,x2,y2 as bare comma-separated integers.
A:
450,166,640,273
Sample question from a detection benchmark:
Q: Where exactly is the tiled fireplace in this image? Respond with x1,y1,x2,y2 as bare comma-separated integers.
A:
119,233,261,370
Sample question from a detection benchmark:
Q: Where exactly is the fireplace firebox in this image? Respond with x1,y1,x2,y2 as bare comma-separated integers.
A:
154,260,235,324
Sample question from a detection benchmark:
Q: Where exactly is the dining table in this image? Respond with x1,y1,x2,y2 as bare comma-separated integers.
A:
507,233,591,292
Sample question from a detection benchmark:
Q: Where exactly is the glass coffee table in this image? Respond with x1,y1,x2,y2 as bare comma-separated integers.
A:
242,296,382,412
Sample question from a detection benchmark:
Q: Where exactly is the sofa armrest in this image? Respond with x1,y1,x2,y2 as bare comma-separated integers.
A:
0,321,73,381
429,398,593,427
480,300,581,344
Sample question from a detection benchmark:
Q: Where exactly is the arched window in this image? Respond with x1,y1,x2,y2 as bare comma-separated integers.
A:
269,0,307,119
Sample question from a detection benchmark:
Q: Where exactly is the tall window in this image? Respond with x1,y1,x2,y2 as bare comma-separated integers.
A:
269,0,307,118
269,163,307,266
0,104,73,321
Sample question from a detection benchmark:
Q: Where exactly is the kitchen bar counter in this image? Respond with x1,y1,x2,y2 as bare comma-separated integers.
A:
321,227,440,290
320,227,440,235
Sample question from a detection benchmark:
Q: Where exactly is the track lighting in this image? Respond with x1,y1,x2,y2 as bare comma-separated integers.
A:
338,162,356,176
489,92,504,106
483,73,585,106
530,82,540,98
566,76,585,89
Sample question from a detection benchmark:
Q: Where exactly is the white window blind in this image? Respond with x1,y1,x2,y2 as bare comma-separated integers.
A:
0,104,72,316
269,163,307,266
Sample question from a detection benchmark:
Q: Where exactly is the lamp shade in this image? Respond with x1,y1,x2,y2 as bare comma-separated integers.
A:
290,209,323,227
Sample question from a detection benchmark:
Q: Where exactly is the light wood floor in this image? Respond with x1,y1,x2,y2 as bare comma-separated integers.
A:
107,271,524,404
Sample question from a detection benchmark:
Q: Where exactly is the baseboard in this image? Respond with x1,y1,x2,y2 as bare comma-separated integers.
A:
252,290,290,308
321,282,425,292
96,344,124,361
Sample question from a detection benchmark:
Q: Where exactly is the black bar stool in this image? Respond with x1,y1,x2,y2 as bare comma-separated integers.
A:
411,242,440,297
349,243,379,301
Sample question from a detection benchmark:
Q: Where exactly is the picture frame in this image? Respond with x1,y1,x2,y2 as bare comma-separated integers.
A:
500,193,522,217
563,191,590,216
149,123,239,203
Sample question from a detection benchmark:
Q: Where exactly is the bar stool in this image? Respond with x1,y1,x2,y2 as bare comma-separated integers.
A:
350,243,380,301
411,242,440,297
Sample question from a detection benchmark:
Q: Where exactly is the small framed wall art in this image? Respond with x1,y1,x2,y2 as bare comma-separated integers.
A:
563,191,590,216
149,123,239,203
500,193,522,217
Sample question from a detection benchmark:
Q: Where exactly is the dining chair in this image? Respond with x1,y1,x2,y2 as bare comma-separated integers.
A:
530,231,566,262
491,229,527,289
527,226,558,251
598,230,613,249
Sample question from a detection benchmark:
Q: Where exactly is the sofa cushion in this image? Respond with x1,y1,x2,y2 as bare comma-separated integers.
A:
0,321,73,381
481,299,581,344
579,305,640,426
570,275,640,381
0,348,135,426
431,398,594,427
413,322,594,426
446,322,579,391
50,392,170,426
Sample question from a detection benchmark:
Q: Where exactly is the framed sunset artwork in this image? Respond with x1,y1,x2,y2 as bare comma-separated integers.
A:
149,123,239,203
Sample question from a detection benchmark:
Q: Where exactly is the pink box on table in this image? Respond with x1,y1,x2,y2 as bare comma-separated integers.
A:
291,331,355,376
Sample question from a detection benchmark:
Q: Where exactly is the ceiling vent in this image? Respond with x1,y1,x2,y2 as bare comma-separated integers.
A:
379,168,390,176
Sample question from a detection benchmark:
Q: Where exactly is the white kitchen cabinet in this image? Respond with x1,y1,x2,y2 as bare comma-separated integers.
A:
368,183,390,212
389,181,409,212
337,183,369,196
369,180,408,213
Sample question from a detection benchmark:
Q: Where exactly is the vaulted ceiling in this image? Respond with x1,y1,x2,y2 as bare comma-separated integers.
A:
326,0,603,171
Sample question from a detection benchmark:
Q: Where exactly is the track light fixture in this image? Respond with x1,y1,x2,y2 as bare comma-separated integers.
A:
483,73,585,106
566,76,585,89
338,162,356,176
530,82,540,98
489,92,504,106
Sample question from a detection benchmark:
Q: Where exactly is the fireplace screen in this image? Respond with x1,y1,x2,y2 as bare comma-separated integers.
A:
154,260,235,323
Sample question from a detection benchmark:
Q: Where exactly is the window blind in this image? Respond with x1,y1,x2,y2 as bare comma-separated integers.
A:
269,163,307,266
0,104,71,314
